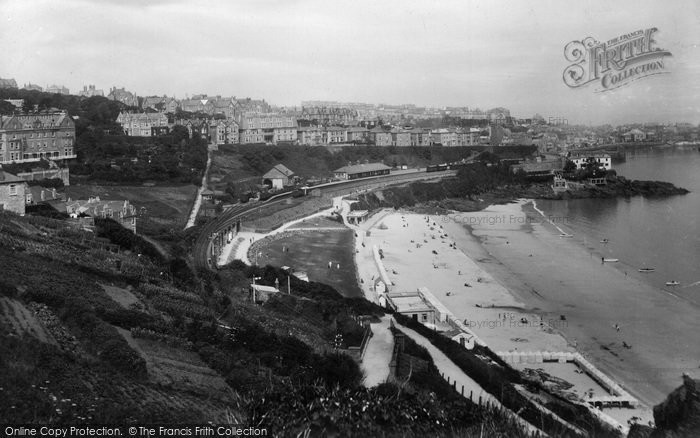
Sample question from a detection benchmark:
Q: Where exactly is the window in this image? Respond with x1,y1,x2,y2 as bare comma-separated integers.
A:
9,184,17,196
422,314,428,321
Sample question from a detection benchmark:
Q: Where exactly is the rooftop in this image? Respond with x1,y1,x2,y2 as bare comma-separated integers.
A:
334,162,391,174
386,291,434,313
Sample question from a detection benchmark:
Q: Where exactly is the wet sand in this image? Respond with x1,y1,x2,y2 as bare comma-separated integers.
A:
441,201,700,407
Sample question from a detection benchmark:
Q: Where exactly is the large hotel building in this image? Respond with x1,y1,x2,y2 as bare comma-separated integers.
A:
0,112,76,164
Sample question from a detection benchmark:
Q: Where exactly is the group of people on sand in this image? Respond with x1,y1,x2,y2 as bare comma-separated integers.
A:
612,323,632,349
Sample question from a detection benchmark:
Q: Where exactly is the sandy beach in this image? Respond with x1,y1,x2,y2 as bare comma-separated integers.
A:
438,201,700,407
220,196,697,427
345,200,700,427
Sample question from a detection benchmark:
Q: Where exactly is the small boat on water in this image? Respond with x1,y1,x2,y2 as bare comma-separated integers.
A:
559,233,574,238
603,258,619,263
665,281,680,286
600,239,609,244
638,268,655,273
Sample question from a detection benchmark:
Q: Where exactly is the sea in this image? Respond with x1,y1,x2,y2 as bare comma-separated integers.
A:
536,145,700,307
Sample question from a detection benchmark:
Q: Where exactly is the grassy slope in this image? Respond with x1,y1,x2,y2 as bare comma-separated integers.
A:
0,210,544,436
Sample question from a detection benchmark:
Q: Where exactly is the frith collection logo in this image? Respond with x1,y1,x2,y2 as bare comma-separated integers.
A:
563,27,672,92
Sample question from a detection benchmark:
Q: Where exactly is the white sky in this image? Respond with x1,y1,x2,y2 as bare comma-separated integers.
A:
2,0,699,124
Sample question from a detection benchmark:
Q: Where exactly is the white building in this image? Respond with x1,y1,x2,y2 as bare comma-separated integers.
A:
570,153,611,171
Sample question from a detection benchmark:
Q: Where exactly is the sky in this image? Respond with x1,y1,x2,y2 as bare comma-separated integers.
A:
2,0,700,125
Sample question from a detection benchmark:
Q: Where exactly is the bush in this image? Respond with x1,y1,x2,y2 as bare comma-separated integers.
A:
95,218,164,262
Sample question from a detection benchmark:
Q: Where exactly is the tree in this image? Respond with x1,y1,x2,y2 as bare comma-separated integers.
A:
0,100,16,115
563,159,577,173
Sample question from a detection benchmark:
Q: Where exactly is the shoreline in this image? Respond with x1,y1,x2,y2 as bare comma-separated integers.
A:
441,201,700,408
349,205,659,426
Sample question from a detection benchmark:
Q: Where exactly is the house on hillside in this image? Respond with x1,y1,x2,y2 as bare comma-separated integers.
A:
0,169,28,215
65,197,138,233
0,112,76,164
262,164,295,190
250,284,279,304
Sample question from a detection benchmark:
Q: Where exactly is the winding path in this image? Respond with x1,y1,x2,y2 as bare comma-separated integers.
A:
393,318,544,436
361,316,394,387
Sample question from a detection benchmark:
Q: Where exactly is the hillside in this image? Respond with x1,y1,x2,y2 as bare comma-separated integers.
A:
208,144,537,200
0,211,538,436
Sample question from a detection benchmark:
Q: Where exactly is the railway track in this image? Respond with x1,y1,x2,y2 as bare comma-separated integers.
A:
191,170,456,271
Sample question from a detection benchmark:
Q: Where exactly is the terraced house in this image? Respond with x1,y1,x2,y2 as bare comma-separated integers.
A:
116,112,169,137
0,112,76,164
390,128,411,147
239,113,297,144
208,119,239,145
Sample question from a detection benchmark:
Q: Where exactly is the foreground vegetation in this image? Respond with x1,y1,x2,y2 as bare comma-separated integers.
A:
0,211,538,436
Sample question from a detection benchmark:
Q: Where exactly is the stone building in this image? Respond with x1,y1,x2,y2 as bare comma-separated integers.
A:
0,112,76,164
0,169,27,215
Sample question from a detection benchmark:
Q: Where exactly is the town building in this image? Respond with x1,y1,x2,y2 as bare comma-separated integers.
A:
208,119,239,145
622,129,646,142
391,128,411,147
141,96,178,113
323,126,348,144
65,197,137,233
211,97,238,119
116,112,169,137
22,83,43,92
0,169,28,215
408,128,431,146
45,84,70,95
369,127,392,146
297,126,324,146
108,87,138,107
0,112,76,164
239,113,297,144
176,119,210,139
299,106,358,125
570,153,612,170
333,162,391,180
0,78,18,89
180,97,214,114
384,291,436,326
262,164,295,190
346,126,368,143
234,98,270,114
78,85,104,97
431,128,458,146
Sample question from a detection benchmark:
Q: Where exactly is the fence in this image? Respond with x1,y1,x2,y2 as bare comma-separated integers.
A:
346,325,373,361
497,350,640,409
17,168,70,186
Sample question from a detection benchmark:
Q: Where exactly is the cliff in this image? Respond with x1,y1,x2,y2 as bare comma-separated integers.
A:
629,375,700,438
